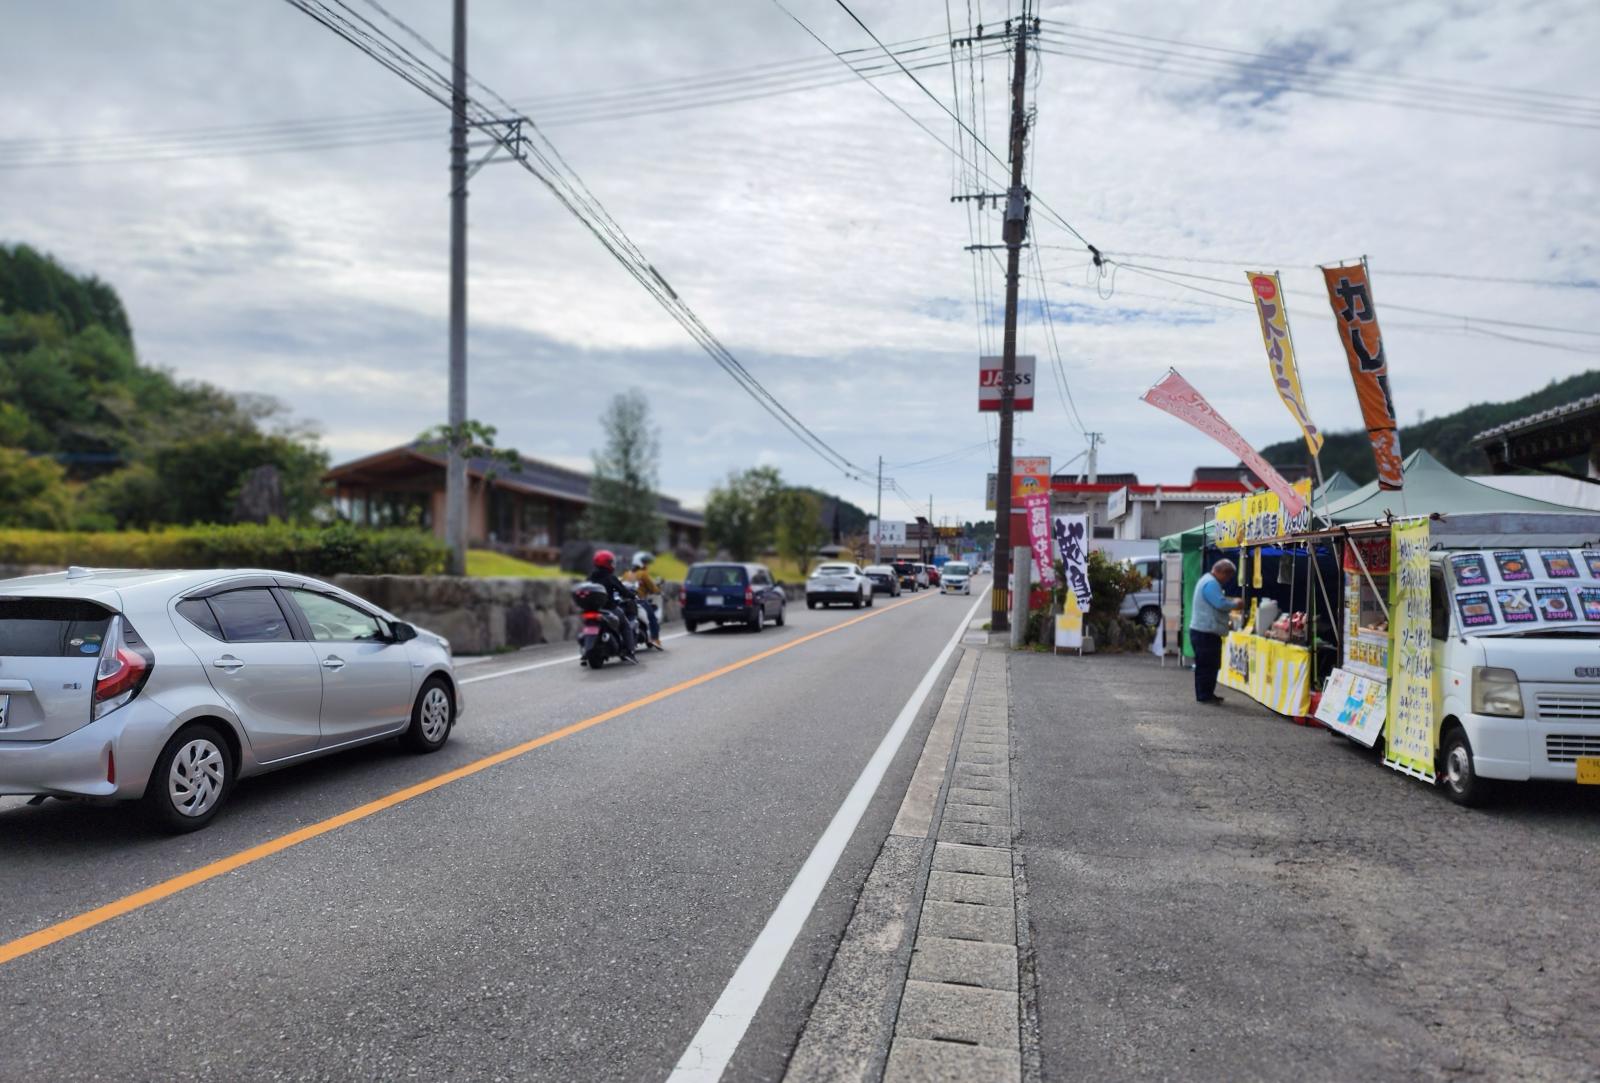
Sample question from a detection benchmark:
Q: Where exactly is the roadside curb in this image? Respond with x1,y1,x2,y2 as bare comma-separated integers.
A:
784,638,1026,1083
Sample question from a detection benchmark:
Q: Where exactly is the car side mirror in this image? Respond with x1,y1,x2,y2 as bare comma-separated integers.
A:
390,621,418,643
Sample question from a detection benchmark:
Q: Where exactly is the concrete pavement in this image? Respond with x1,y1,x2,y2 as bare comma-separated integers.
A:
0,587,988,1081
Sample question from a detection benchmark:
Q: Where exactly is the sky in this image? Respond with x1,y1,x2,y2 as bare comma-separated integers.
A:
2,0,1598,526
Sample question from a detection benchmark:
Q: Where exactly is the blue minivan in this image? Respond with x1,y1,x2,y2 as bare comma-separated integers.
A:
681,563,786,633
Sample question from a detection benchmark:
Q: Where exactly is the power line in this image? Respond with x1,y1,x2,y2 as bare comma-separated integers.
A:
0,36,1010,169
279,0,878,486
1035,34,1600,132
1046,20,1600,111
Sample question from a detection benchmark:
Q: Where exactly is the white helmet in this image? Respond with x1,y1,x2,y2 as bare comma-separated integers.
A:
632,551,654,569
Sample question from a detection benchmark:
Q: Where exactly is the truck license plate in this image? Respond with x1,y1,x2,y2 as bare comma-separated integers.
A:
1577,756,1600,785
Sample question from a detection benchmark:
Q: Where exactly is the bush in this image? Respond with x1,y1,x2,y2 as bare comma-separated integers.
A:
0,522,447,576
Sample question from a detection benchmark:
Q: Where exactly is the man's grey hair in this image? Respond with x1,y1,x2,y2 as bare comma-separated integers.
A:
1212,558,1237,575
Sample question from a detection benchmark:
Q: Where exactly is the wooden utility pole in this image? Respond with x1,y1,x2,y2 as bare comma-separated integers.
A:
444,0,469,575
990,17,1031,632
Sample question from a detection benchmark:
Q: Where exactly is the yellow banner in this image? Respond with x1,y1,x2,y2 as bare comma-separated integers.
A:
1248,271,1324,457
1212,478,1312,547
1385,519,1435,779
1219,632,1311,716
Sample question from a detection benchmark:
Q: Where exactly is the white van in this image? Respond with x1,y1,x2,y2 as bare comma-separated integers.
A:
1429,548,1600,804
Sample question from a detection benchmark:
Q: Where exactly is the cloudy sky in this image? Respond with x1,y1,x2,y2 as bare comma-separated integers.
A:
3,0,1598,524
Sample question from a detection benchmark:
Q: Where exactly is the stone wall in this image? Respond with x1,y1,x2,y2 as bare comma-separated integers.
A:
1,564,810,655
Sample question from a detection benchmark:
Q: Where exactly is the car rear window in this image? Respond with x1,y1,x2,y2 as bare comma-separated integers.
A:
0,598,114,657
687,565,748,587
816,565,854,575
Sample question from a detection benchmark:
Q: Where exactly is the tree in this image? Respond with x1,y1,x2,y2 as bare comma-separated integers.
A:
579,389,664,548
774,489,825,572
0,446,73,529
704,465,784,560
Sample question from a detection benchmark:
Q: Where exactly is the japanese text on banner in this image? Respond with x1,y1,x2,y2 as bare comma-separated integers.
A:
1323,262,1403,490
1385,520,1434,779
1247,272,1323,458
1053,514,1090,611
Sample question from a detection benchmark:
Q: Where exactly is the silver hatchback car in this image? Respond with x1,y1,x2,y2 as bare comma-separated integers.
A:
0,568,460,831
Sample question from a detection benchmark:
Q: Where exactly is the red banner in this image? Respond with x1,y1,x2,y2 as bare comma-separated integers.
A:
1140,369,1306,517
1323,261,1403,491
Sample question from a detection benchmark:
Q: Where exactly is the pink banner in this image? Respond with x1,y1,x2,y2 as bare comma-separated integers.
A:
1140,369,1306,517
1023,490,1056,589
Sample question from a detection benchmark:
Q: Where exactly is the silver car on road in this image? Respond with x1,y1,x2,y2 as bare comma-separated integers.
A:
0,568,460,831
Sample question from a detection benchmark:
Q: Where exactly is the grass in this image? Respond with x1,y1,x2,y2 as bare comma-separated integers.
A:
465,549,569,579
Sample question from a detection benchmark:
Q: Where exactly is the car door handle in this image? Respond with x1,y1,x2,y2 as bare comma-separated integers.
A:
212,656,245,672
321,656,346,671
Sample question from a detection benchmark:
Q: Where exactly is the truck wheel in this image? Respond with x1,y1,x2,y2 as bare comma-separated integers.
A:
1139,606,1161,628
1438,726,1494,807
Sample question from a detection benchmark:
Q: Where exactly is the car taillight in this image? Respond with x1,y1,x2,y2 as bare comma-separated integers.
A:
94,616,153,720
744,587,754,604
583,611,601,621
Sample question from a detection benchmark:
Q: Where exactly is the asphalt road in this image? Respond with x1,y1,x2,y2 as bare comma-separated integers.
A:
1013,651,1600,1083
0,583,986,1081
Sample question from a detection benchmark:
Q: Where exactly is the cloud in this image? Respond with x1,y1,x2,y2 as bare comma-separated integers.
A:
1,0,1597,525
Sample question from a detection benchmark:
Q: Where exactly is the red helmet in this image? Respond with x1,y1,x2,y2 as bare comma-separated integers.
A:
593,549,616,572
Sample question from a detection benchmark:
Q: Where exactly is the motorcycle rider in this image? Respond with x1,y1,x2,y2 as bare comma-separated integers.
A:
627,551,666,651
589,549,638,662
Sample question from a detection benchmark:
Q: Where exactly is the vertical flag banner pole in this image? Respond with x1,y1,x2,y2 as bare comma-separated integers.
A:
1247,268,1329,526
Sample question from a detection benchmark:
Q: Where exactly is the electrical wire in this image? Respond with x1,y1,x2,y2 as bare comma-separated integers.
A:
279,0,878,485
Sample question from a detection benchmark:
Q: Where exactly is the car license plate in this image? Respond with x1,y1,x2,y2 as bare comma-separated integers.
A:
1577,756,1600,785
0,693,7,728
582,624,600,636
705,596,723,607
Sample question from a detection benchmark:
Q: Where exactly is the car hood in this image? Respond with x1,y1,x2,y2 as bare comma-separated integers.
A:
1473,631,1600,685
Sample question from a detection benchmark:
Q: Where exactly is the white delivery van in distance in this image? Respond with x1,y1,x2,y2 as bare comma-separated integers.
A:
1429,548,1600,804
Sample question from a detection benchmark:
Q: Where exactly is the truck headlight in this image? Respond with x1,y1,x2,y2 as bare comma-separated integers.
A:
1471,666,1523,718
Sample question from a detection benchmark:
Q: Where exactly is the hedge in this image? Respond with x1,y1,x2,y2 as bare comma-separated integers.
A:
0,523,448,577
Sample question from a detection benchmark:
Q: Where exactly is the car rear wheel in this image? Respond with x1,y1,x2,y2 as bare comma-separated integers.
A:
749,606,764,632
144,722,234,833
775,602,786,627
866,589,874,607
685,619,699,633
1138,606,1162,628
402,677,455,753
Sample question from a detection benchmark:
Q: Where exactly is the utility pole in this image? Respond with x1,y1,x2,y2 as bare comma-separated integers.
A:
444,0,469,576
1086,432,1102,484
874,455,884,565
990,14,1033,633
928,494,934,564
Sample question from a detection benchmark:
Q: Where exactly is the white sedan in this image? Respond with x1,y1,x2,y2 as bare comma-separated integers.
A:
806,562,875,609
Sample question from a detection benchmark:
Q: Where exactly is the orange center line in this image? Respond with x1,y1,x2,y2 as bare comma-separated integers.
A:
0,591,935,969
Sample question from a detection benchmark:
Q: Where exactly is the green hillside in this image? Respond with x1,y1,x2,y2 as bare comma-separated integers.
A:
0,243,326,529
1262,370,1600,481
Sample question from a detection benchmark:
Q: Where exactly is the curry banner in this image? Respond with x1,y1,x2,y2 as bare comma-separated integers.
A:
1323,261,1403,490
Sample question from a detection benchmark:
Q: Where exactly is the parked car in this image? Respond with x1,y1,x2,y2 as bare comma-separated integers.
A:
806,562,874,608
681,562,786,632
1117,555,1163,627
923,563,941,587
0,568,459,832
891,560,929,591
940,561,973,595
862,565,902,597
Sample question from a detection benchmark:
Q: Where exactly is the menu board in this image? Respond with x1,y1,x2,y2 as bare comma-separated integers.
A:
1449,548,1600,633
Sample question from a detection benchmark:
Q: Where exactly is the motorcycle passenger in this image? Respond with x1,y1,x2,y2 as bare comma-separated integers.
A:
589,549,638,662
627,551,666,651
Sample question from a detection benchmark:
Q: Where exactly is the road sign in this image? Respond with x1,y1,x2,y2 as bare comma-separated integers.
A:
978,355,1035,412
867,519,906,545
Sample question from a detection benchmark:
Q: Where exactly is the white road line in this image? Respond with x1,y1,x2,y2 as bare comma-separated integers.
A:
666,589,993,1082
459,631,690,685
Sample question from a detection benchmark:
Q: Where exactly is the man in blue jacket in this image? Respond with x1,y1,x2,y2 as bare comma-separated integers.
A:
1189,558,1243,705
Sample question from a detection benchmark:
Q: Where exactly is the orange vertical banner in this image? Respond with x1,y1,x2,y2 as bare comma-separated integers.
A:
1322,260,1403,490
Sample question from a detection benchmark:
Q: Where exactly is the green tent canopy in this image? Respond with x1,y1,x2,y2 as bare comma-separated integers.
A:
1319,449,1588,522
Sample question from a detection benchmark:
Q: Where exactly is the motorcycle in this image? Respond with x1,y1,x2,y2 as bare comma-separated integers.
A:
573,581,652,668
